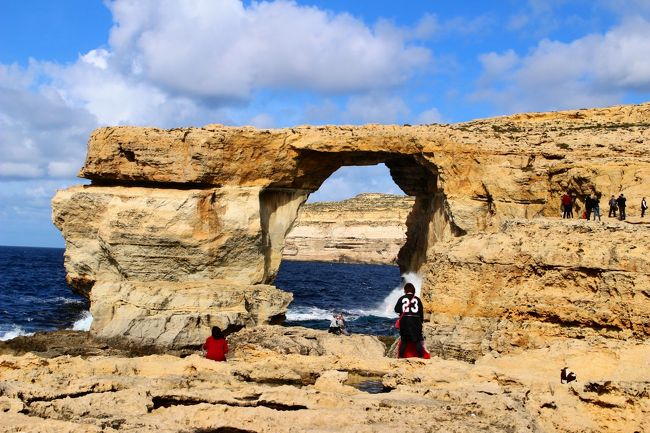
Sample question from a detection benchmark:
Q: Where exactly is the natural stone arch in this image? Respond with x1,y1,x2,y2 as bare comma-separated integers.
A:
52,103,650,349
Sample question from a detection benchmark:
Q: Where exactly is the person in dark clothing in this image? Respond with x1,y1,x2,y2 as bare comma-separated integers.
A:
394,283,425,358
608,195,617,218
561,193,572,219
590,193,601,222
617,194,627,220
642,197,648,218
203,326,228,361
585,195,593,220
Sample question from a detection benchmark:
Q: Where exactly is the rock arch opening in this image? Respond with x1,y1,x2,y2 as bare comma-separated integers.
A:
261,154,457,335
259,151,463,283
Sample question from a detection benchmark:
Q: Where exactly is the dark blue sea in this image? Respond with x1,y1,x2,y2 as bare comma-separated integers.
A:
0,245,413,340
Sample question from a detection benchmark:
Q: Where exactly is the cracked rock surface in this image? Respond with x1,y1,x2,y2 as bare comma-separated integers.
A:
1,326,648,432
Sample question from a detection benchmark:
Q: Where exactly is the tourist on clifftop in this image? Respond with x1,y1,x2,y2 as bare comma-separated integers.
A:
394,283,426,358
590,193,601,222
203,326,228,361
642,197,647,218
608,195,618,218
584,194,594,220
561,192,572,219
617,194,627,220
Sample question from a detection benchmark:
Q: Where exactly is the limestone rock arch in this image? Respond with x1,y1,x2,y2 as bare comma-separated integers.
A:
53,103,650,350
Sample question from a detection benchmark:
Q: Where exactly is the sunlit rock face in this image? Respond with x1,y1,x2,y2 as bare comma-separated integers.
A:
284,193,414,264
53,102,650,349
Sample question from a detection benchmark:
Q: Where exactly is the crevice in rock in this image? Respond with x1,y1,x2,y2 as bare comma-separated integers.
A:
151,396,213,410
22,387,120,404
232,371,313,387
149,395,307,412
256,401,307,411
191,428,258,433
90,178,225,190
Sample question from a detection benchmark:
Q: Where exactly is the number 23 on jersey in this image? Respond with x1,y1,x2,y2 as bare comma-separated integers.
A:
401,297,419,313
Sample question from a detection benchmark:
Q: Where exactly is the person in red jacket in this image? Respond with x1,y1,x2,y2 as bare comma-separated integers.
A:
203,326,228,361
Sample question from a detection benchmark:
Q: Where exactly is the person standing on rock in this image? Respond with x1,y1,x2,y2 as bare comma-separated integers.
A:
394,283,425,358
590,193,601,222
617,194,627,220
203,326,228,361
642,197,648,218
608,195,618,218
561,193,572,219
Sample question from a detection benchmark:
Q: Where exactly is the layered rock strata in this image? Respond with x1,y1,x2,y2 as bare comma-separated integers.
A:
422,218,650,361
52,102,650,349
284,193,414,264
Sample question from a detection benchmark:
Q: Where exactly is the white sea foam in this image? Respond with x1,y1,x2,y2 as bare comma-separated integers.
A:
286,306,332,321
0,326,34,341
372,271,422,317
51,296,86,305
286,272,423,321
71,311,93,331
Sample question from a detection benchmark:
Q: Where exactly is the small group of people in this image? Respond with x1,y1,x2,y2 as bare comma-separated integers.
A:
328,312,351,335
562,191,646,221
584,193,602,221
607,194,627,220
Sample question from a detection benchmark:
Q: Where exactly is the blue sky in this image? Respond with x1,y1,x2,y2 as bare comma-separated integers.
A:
1,0,649,247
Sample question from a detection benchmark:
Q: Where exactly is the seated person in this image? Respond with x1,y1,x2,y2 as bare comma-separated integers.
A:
203,326,228,361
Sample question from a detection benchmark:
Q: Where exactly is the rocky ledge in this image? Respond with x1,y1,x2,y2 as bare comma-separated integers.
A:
1,326,648,432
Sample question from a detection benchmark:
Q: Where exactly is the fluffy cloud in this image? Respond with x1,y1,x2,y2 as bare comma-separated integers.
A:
344,93,410,124
0,64,97,180
308,164,402,203
106,0,430,102
474,17,650,112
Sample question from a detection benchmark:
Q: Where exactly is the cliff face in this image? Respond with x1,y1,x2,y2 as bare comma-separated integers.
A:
52,102,650,350
284,193,413,264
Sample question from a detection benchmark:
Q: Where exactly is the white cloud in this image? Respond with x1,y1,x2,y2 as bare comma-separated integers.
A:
308,164,402,203
474,17,650,112
415,107,442,124
105,0,430,102
344,93,410,124
0,64,97,180
0,162,43,178
248,113,275,128
47,161,80,178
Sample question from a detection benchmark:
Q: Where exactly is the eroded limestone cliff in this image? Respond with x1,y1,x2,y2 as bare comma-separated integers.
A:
51,102,650,352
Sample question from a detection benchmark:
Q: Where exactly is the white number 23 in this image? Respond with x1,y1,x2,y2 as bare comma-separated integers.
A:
401,298,418,313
